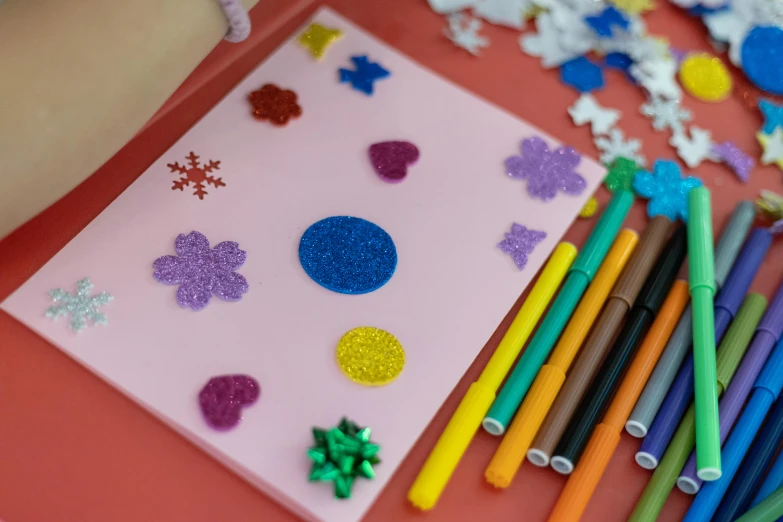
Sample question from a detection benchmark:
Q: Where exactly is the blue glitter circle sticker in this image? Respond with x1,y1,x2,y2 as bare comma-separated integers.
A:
741,26,783,96
299,216,397,294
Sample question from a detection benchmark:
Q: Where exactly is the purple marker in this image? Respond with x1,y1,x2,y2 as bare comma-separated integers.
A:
676,281,783,493
635,229,773,470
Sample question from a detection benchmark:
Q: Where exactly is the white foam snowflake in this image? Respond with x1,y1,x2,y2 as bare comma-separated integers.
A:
595,128,647,166
445,13,490,55
670,126,716,168
640,96,692,134
46,278,113,333
569,94,622,135
429,0,479,14
630,58,682,101
521,12,583,67
474,0,552,29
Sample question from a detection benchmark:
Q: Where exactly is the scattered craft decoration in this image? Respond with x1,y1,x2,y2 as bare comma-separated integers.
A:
168,152,225,200
338,55,390,96
584,6,630,38
678,53,733,102
307,417,380,499
760,100,783,135
46,278,113,333
633,159,703,222
712,142,755,183
297,23,343,60
640,96,692,134
604,156,641,192
758,130,783,169
505,136,586,201
369,141,420,183
595,128,647,166
153,231,249,311
498,223,547,270
444,13,490,56
336,327,405,386
741,26,783,96
199,375,260,430
579,196,599,218
248,84,302,126
669,126,714,168
560,57,605,93
568,94,621,136
299,216,397,295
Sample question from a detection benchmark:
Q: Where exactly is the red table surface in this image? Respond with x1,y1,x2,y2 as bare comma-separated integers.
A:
1,1,782,521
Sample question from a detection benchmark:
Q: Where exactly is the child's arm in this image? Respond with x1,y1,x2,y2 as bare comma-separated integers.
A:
0,0,258,239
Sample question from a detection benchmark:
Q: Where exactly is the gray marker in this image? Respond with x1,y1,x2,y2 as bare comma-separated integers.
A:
625,201,756,437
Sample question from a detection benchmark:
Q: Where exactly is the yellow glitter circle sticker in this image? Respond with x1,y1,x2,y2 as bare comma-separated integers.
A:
679,53,733,102
336,327,405,386
579,196,599,218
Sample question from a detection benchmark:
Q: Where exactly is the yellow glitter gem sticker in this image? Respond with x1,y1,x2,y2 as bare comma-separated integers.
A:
579,196,599,218
297,23,343,61
679,53,733,102
336,327,405,386
609,0,655,15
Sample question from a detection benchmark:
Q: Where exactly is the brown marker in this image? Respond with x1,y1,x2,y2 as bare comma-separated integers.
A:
526,215,674,468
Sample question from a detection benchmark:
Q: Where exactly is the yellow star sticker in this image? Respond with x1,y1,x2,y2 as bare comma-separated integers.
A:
297,23,343,61
609,0,655,15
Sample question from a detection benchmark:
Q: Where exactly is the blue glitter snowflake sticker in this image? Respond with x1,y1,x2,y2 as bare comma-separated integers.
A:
561,57,605,93
633,160,702,222
46,278,113,333
760,100,783,135
299,216,397,294
338,55,390,96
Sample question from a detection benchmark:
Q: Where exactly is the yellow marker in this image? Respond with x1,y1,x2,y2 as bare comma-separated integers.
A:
679,53,733,102
484,230,639,488
408,243,577,510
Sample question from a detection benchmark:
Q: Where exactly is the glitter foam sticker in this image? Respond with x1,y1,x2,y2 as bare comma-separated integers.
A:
336,327,405,386
498,223,547,270
579,196,599,218
741,26,783,96
369,141,420,182
168,152,225,200
560,57,605,93
248,84,302,126
712,141,754,183
633,160,703,222
198,375,260,430
153,231,249,311
297,23,343,60
338,55,390,96
299,216,397,295
505,136,586,202
678,53,732,102
45,277,113,333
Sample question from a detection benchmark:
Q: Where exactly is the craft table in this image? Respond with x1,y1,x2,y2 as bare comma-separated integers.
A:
1,1,781,521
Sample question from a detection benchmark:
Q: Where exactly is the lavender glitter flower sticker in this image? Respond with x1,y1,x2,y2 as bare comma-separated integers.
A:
505,136,587,202
498,223,547,270
153,231,249,311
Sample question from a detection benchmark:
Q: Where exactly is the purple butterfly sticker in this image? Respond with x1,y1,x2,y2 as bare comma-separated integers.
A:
505,137,587,202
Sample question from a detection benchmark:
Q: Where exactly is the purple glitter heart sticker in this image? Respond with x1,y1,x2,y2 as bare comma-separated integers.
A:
199,375,260,430
369,141,420,183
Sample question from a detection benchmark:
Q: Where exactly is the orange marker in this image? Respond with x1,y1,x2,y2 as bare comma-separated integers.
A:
484,229,638,487
547,280,690,522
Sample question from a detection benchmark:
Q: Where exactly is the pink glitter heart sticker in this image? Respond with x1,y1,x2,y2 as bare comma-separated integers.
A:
369,141,420,182
198,375,260,430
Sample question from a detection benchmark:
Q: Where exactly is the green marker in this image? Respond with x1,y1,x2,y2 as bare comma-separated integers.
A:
482,190,634,435
688,187,722,479
629,293,768,522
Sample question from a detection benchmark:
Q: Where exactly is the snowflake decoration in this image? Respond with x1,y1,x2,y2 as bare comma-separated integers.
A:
46,278,113,333
760,99,783,135
505,136,587,201
712,141,755,183
498,223,547,270
630,58,682,100
703,0,783,66
604,156,641,192
428,0,478,14
168,152,225,200
521,12,583,68
595,128,646,166
568,94,621,135
670,126,715,168
473,0,532,29
338,55,391,96
444,13,490,56
633,159,703,222
758,129,783,169
640,96,692,134
153,231,249,311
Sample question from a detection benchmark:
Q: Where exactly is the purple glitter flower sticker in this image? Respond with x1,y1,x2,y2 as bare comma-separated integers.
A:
153,231,249,311
369,141,420,183
770,219,783,236
505,137,587,202
498,223,547,270
712,141,755,183
199,375,260,430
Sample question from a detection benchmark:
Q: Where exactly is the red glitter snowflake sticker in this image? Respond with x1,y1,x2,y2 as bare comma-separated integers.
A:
167,152,225,200
248,84,302,126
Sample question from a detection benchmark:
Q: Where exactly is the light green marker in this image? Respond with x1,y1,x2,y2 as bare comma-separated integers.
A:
629,293,767,522
482,190,634,435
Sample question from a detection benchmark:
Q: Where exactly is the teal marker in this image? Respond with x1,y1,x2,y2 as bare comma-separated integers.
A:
688,187,721,479
482,190,634,435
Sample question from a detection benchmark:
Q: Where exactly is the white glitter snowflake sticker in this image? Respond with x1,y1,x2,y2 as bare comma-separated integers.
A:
640,96,692,134
595,128,647,166
46,278,113,333
444,13,490,56
670,126,715,168
569,94,622,136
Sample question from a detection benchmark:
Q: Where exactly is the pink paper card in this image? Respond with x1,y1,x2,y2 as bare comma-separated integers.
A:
2,7,605,522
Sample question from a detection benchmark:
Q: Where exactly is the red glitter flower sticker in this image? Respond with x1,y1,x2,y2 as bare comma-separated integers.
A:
248,84,302,126
168,152,225,200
